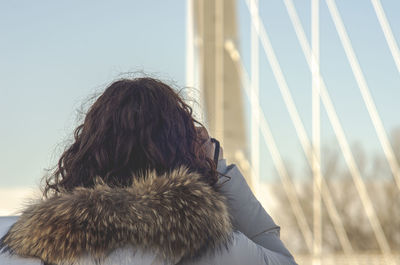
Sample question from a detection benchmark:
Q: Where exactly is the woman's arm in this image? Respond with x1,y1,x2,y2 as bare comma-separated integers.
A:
196,127,296,262
216,159,296,261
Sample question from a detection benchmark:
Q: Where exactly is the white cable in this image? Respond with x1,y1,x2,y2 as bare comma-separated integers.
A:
371,0,400,75
282,0,392,259
225,40,314,252
326,0,400,193
250,0,260,199
312,1,322,264
245,0,355,258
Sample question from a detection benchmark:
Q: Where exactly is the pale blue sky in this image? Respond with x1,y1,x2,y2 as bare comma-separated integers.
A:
1,0,399,187
237,0,400,181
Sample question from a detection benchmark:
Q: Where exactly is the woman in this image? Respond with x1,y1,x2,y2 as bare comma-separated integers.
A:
0,77,297,265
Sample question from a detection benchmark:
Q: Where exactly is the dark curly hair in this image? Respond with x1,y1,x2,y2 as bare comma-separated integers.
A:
44,77,217,197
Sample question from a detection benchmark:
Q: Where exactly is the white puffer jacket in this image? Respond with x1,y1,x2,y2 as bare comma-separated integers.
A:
0,160,297,265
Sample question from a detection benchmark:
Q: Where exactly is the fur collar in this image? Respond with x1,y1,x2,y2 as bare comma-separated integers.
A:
0,167,233,264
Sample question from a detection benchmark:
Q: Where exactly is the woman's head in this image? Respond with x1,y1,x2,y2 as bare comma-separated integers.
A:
44,77,216,196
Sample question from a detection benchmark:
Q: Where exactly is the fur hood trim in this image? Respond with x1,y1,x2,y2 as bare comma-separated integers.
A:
0,167,233,264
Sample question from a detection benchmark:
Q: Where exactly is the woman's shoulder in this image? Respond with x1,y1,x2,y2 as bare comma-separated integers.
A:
0,216,40,265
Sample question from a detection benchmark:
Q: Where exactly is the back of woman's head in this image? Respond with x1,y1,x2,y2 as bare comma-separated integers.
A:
44,77,216,196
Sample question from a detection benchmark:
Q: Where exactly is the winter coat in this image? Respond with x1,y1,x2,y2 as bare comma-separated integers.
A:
0,160,297,265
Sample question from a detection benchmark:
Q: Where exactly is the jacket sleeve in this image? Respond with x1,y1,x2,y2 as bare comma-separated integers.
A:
181,231,297,265
216,159,296,262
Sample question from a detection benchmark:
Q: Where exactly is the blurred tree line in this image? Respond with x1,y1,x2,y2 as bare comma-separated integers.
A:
271,128,400,254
